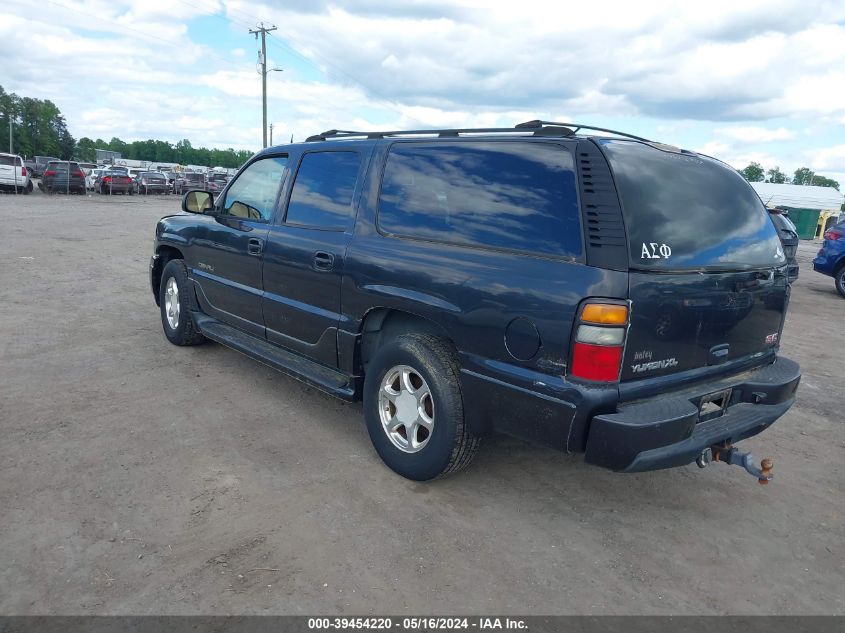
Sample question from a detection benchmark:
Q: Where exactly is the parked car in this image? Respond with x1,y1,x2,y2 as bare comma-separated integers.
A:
812,222,845,297
767,207,799,283
33,155,61,178
150,121,800,481
40,161,86,194
0,152,33,193
172,172,206,194
86,167,108,191
206,172,229,194
134,171,169,195
96,169,134,195
24,159,36,176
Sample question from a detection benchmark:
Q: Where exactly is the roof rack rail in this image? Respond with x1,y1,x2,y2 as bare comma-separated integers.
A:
304,121,650,143
515,120,651,142
305,124,577,143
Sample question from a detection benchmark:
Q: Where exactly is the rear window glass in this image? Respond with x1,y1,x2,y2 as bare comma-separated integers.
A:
48,162,69,171
601,139,785,270
377,141,582,258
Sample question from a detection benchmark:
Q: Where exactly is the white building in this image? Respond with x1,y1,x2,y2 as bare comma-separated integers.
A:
750,182,844,211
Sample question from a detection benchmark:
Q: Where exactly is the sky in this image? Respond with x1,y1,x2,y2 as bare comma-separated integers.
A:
2,0,845,184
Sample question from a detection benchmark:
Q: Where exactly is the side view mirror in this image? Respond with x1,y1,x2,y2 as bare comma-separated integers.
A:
182,190,214,214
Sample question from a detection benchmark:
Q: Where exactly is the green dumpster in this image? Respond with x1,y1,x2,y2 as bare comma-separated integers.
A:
781,207,822,240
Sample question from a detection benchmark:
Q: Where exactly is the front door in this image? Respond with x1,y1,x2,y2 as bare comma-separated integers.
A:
262,149,367,367
191,155,288,337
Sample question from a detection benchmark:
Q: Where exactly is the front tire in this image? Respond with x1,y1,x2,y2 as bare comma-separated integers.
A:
159,259,205,346
835,264,845,298
363,333,480,481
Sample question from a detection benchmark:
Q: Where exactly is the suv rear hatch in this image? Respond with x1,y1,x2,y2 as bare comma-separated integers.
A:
599,139,789,384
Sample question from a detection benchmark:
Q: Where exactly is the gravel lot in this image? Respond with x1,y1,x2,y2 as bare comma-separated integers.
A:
0,191,842,615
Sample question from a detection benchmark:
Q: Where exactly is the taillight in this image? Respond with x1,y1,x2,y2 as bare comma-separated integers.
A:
21,167,27,176
103,176,112,183
569,301,629,382
74,171,85,178
824,229,843,241
44,170,56,177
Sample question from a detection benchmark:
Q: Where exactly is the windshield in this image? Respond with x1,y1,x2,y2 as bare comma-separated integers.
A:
600,139,785,271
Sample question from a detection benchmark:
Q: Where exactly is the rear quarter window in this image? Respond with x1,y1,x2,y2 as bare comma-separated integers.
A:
0,156,14,166
377,141,582,259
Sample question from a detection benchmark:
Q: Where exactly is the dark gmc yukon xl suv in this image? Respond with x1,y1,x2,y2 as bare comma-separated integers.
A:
150,121,801,481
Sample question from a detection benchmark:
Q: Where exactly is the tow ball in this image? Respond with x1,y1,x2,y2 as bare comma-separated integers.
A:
696,444,773,484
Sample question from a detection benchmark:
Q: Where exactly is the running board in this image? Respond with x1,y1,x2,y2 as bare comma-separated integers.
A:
192,312,357,401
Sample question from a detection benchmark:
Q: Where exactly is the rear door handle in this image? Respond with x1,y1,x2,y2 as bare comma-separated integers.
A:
313,251,335,271
247,238,263,256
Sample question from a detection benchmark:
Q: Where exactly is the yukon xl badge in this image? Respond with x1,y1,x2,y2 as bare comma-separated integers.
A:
631,357,679,373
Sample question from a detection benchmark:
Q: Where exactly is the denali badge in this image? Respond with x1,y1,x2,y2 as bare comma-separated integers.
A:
631,357,679,373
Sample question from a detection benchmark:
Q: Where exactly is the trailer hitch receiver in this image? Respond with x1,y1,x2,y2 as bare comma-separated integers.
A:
696,444,773,484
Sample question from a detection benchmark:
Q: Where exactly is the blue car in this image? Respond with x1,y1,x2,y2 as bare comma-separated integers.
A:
813,221,845,297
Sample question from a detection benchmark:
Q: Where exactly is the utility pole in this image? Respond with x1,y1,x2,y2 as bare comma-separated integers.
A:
249,23,279,148
269,123,273,146
8,116,12,154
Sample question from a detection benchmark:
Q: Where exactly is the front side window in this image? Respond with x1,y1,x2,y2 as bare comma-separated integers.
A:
220,156,288,221
285,151,362,229
377,141,582,258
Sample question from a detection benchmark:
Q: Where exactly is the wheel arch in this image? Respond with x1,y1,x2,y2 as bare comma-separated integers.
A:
152,245,184,306
356,308,488,437
358,308,453,374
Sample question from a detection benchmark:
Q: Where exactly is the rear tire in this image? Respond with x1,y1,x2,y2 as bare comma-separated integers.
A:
159,259,205,346
835,264,845,298
363,333,480,481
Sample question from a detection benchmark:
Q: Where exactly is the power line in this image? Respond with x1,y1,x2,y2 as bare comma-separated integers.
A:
173,0,425,126
206,2,425,125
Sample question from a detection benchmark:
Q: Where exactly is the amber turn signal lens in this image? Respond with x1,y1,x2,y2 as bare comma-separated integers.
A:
581,303,628,325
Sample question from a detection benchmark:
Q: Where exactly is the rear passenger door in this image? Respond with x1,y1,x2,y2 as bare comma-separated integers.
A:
261,149,368,367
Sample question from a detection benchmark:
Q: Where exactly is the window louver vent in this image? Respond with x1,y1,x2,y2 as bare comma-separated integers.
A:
576,140,628,271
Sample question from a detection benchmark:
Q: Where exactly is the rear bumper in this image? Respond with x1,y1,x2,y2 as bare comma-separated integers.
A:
813,255,837,276
584,356,801,472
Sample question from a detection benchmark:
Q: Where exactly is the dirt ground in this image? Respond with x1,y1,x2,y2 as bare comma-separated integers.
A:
0,191,842,615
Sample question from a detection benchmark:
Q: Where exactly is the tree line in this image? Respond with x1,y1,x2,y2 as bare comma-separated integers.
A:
739,162,840,190
1,85,254,169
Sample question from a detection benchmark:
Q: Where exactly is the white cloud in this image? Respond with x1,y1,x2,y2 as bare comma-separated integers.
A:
809,144,845,172
1,0,844,171
716,127,796,143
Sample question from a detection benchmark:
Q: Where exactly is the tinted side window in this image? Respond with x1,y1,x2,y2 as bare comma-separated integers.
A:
285,151,362,229
221,156,287,221
377,141,582,258
0,156,14,166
